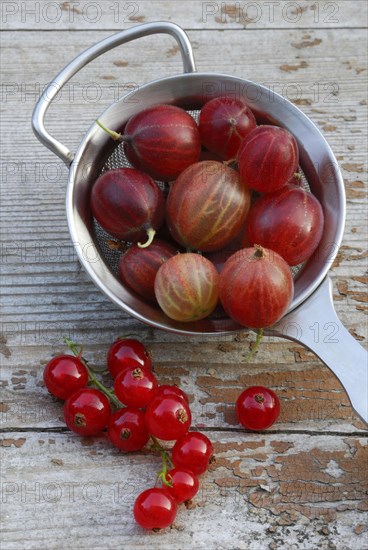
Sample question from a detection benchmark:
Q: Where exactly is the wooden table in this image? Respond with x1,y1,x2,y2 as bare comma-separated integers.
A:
1,1,367,548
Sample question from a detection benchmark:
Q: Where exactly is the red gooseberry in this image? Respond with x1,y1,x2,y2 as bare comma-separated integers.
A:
154,253,219,322
219,246,293,328
199,96,256,160
237,125,299,193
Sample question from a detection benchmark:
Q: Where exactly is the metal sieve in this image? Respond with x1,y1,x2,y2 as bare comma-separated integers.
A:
32,22,367,423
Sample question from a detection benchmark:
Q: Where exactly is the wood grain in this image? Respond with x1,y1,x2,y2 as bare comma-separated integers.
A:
1,432,367,549
1,2,367,548
1,1,367,31
1,345,368,433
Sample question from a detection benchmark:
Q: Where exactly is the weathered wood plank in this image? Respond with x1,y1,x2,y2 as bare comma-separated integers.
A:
1,15,367,548
1,344,367,432
1,29,367,105
1,431,367,549
1,0,366,31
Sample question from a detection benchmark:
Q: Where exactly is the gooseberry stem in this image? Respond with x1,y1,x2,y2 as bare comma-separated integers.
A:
242,328,264,362
223,157,237,166
253,244,265,259
138,227,156,249
96,119,128,142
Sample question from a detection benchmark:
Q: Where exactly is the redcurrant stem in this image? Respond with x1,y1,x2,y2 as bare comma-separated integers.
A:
150,435,169,456
63,337,123,409
150,435,174,481
63,337,83,358
156,451,173,487
88,373,123,409
155,448,173,488
242,328,264,362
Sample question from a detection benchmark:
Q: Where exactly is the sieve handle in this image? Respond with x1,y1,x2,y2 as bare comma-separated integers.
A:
269,277,368,424
32,22,196,166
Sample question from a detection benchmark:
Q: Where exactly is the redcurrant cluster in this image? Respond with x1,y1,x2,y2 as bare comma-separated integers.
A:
43,337,214,530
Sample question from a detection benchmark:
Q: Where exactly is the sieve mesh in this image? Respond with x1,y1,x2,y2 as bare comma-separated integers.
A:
93,110,310,282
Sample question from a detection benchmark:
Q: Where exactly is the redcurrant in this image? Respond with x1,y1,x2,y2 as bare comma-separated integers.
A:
172,431,213,475
164,468,199,503
107,338,152,378
133,487,177,530
107,408,149,452
114,366,158,408
43,354,88,400
154,384,189,404
236,386,280,430
64,388,110,436
145,395,191,441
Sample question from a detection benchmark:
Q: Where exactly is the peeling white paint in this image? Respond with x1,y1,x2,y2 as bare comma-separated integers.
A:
324,459,345,479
